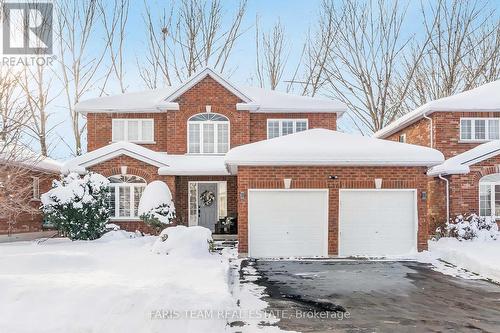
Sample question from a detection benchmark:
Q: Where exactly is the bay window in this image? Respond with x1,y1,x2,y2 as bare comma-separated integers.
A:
479,173,500,219
267,119,308,139
112,119,154,143
460,118,500,141
187,113,229,154
108,175,146,219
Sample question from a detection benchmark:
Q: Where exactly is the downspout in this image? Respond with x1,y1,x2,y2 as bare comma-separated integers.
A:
423,112,433,148
438,174,450,223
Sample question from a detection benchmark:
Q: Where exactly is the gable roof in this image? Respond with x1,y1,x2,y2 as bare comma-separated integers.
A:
62,142,170,174
0,144,62,173
224,128,444,173
374,80,500,139
427,140,500,176
75,67,347,115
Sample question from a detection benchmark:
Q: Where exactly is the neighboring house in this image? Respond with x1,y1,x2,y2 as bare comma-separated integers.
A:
65,68,444,257
0,148,62,235
374,80,500,231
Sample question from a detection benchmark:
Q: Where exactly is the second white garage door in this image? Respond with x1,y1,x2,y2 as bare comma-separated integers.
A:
339,190,417,257
248,189,329,258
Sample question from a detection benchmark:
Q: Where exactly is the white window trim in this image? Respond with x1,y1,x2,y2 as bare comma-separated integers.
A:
109,179,147,220
460,117,500,142
111,119,155,144
266,119,309,139
187,116,230,154
188,181,227,226
31,176,40,201
479,181,500,219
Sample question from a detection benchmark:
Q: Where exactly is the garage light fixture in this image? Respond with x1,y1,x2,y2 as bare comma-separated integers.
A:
375,178,382,189
284,178,292,189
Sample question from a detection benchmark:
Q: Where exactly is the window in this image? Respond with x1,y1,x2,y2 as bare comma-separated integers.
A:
479,173,500,219
187,113,229,154
32,177,40,200
460,118,500,141
267,119,308,139
112,119,154,143
108,175,147,219
399,134,406,143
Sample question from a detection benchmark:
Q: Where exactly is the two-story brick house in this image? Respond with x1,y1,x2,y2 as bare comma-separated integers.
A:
64,68,444,257
374,80,500,231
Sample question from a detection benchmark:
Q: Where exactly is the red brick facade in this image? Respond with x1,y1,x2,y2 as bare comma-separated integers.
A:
236,166,429,255
0,167,56,235
386,111,500,227
84,76,345,237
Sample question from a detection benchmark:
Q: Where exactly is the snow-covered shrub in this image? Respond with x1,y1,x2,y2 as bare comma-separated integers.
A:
440,214,499,241
41,172,110,240
138,181,175,233
152,225,213,256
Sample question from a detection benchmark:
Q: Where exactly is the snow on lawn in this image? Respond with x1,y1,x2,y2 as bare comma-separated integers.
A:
417,238,500,284
0,229,232,333
0,228,289,333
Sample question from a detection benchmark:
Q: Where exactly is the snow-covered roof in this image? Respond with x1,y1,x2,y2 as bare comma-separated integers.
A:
0,144,62,173
224,128,444,173
63,142,170,174
427,140,500,176
158,155,229,176
374,80,500,139
75,67,346,115
63,141,229,176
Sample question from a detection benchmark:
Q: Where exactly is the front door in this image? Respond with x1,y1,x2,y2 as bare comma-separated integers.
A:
198,183,218,231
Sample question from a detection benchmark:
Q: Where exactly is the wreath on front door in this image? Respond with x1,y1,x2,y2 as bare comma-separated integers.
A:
200,190,215,207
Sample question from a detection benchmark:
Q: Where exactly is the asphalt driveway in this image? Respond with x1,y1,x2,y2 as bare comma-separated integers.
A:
248,260,500,333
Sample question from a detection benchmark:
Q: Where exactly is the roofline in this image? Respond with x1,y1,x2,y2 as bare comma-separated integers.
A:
225,159,442,167
163,67,253,103
374,108,500,139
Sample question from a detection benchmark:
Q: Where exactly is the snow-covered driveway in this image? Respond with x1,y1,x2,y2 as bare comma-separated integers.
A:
0,232,235,333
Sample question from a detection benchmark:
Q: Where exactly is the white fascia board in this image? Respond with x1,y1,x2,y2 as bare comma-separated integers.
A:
78,149,169,169
251,107,347,114
236,102,260,111
225,159,443,167
158,167,230,176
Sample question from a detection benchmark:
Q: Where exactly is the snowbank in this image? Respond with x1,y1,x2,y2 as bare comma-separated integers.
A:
425,238,500,283
152,226,212,257
0,233,233,333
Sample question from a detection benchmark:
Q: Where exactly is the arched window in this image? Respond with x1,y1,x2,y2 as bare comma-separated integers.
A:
108,175,147,219
188,113,229,154
479,173,500,218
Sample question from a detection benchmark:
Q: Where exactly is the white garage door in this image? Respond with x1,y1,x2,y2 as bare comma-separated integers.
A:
248,189,328,258
339,190,417,257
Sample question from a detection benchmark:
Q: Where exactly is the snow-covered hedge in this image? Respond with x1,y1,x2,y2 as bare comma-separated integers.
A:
152,226,213,257
437,213,499,241
41,172,110,240
138,181,175,233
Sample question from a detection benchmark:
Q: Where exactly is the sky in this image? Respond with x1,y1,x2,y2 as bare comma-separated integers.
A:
7,0,498,160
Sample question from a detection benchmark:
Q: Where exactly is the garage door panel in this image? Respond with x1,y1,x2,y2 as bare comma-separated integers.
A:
248,190,328,258
339,190,417,257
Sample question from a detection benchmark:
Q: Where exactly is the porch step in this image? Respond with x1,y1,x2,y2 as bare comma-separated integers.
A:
212,234,237,241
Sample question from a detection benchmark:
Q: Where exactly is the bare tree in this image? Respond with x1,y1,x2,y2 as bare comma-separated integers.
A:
55,0,109,156
99,0,130,94
404,0,500,109
0,68,28,146
255,18,289,90
318,0,427,133
139,0,247,88
286,1,339,96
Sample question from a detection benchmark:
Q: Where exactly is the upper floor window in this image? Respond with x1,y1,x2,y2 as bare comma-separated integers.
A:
188,113,229,154
108,175,146,219
267,119,308,139
112,119,154,143
460,118,500,142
